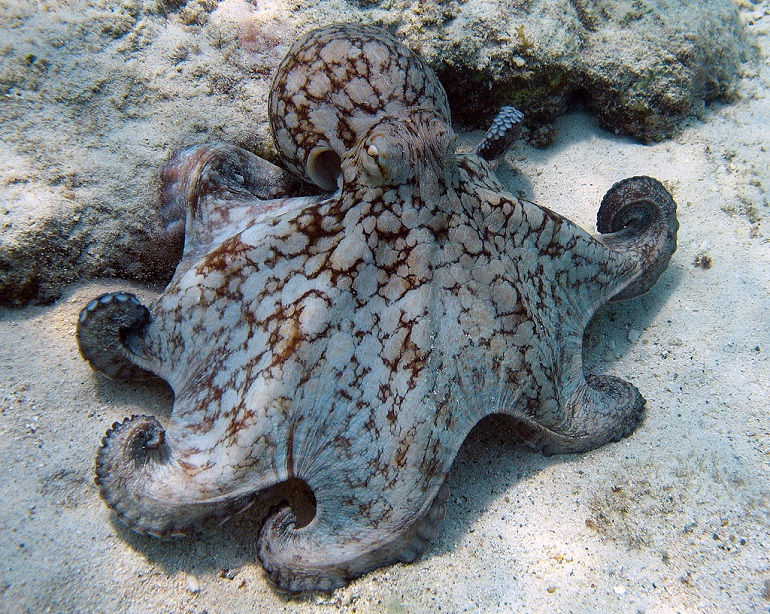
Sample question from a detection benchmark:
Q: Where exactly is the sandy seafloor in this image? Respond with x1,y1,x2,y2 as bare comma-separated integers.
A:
1,2,770,613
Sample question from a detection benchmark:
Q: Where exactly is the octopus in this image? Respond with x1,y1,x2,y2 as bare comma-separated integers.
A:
76,24,678,592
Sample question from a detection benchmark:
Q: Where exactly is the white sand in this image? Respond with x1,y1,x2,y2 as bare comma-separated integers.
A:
1,2,769,613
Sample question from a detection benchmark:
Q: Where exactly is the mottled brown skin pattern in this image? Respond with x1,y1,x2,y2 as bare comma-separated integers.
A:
76,24,678,593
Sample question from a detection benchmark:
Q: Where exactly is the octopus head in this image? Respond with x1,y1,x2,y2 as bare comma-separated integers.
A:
343,109,458,191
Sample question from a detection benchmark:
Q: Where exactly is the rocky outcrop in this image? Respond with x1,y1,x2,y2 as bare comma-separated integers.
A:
0,0,752,305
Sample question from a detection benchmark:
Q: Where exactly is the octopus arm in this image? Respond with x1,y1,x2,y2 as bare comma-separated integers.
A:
255,384,454,592
258,470,449,593
159,144,303,278
494,293,647,455
76,292,158,381
494,182,678,454
594,176,678,301
95,414,268,538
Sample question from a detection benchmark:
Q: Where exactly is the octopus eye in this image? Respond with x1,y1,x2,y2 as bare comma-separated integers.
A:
361,137,407,186
435,127,459,156
362,140,386,182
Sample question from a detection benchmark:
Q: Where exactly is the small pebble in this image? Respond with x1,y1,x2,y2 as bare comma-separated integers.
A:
627,328,642,343
186,574,201,594
613,584,626,595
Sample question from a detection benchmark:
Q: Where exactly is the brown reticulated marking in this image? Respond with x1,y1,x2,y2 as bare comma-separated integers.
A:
268,24,451,185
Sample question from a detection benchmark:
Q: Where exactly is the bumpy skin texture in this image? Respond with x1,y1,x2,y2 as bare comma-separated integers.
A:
76,24,678,593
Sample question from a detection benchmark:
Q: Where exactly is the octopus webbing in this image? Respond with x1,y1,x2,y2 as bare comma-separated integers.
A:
76,24,678,592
